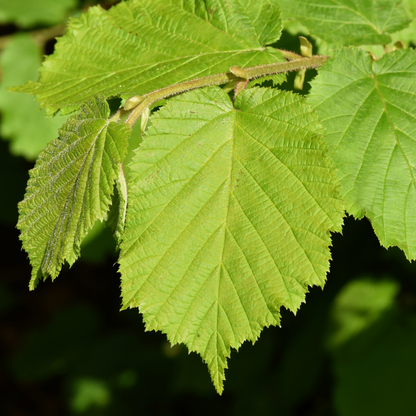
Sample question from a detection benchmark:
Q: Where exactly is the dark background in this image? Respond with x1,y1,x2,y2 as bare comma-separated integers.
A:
1,1,416,415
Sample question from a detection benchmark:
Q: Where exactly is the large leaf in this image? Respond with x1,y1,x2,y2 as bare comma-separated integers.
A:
0,34,66,160
119,86,344,393
308,47,416,260
15,0,285,115
0,0,76,27
276,0,411,46
17,96,130,289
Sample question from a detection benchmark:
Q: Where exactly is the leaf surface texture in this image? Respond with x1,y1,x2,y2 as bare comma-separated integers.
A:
15,0,285,114
17,96,130,289
308,47,416,259
276,0,411,46
119,86,344,392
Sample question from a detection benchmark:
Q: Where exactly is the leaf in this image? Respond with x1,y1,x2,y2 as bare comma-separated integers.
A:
0,0,76,27
119,86,344,393
107,164,128,247
308,47,416,260
14,0,285,115
0,34,66,160
17,96,130,289
390,0,416,47
276,0,411,46
327,277,400,349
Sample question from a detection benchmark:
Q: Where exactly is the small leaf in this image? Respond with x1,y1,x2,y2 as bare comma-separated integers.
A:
308,47,416,260
14,0,285,114
327,277,400,349
18,96,130,289
276,0,411,46
119,86,344,393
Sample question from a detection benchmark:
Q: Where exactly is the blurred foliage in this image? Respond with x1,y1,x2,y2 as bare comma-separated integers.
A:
0,34,67,160
1,0,416,415
327,277,400,349
0,0,76,27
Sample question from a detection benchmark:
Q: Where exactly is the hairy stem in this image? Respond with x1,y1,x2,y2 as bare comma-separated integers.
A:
125,54,329,127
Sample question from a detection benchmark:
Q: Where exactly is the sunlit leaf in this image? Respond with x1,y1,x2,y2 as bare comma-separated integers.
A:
15,0,285,115
119,86,344,393
17,96,130,289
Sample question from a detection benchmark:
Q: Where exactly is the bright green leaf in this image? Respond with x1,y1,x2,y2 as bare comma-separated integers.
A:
308,47,416,260
276,0,411,46
119,86,344,393
0,0,76,27
0,34,66,160
14,0,285,114
17,96,130,289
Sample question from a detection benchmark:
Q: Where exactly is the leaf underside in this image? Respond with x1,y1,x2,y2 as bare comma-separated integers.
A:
308,47,416,260
17,96,130,289
276,0,411,46
14,0,286,115
119,86,344,393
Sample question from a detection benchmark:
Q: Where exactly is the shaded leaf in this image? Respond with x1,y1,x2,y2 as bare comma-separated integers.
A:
332,310,416,416
17,96,130,289
119,86,344,393
107,163,128,247
276,0,411,46
308,47,416,260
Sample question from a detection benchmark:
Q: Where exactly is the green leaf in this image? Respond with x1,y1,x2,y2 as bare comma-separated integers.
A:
327,277,400,349
14,0,285,114
276,0,411,46
308,47,416,260
107,164,128,247
119,86,344,393
390,0,416,47
0,0,76,27
17,96,130,289
0,34,66,160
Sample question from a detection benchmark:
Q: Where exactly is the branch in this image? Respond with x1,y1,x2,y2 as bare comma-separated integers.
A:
125,54,329,127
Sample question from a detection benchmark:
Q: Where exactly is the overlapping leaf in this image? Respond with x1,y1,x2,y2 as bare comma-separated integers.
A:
391,0,416,47
119,86,344,393
17,96,130,289
276,0,411,46
15,0,286,115
308,47,416,260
